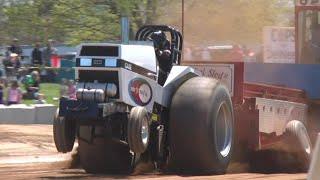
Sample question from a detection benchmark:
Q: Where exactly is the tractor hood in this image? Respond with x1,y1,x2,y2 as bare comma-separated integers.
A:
77,43,157,73
120,44,157,73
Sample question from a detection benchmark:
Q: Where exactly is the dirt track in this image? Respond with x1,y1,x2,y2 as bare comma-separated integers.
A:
0,125,307,179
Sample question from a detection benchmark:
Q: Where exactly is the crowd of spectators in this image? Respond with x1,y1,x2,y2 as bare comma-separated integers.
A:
3,39,57,68
0,38,75,105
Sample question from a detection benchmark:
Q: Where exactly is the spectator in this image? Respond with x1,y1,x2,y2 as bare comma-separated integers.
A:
42,39,58,66
8,53,21,70
4,47,11,59
23,71,40,99
0,78,8,88
31,42,43,66
67,80,76,99
7,80,22,105
0,58,4,78
8,38,23,57
0,78,6,105
4,53,21,81
60,78,68,97
0,78,7,104
0,84,3,104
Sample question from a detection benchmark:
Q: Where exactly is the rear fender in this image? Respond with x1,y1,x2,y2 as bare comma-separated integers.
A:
159,66,199,107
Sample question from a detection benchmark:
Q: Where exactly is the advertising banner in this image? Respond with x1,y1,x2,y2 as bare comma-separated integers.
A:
263,26,295,63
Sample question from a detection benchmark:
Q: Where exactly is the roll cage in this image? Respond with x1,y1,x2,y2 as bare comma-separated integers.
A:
135,25,183,65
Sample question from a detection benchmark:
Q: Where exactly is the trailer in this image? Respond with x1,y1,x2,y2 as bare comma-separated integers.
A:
184,61,316,171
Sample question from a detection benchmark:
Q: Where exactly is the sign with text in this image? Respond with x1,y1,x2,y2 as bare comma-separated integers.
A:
191,64,234,96
263,26,295,63
296,0,320,6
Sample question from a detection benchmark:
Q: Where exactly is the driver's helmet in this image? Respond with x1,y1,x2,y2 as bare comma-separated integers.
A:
150,31,167,50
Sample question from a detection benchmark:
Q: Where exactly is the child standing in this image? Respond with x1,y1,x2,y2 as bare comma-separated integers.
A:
7,80,22,105
0,78,7,105
67,80,76,99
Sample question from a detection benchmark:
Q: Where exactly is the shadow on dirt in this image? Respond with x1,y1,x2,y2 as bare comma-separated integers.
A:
59,145,307,177
248,150,308,174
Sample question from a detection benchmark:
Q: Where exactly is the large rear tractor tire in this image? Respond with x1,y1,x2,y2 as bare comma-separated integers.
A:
53,108,76,153
169,77,234,175
78,126,134,174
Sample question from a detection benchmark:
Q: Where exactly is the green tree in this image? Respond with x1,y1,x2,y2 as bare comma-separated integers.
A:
0,0,165,45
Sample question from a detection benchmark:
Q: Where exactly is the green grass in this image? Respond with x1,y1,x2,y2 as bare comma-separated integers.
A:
22,83,60,106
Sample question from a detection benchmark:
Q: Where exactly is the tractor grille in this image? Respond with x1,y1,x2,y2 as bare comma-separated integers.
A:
78,70,119,98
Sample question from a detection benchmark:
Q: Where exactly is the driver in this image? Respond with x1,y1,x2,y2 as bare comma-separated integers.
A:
151,31,172,85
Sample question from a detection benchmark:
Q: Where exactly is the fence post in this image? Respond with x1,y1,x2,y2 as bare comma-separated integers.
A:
121,17,130,44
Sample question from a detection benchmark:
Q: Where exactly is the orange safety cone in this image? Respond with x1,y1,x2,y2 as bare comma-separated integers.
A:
308,133,320,180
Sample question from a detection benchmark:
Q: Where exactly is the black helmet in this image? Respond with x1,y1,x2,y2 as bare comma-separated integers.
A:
151,31,167,49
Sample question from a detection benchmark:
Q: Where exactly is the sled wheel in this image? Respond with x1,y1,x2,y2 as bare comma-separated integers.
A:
285,120,312,171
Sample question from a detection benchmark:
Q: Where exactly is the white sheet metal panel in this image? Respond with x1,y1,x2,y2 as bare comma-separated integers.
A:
162,66,199,106
76,43,157,73
256,97,307,136
120,44,157,73
118,68,162,112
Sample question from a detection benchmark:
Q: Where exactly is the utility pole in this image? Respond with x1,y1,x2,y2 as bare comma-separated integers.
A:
182,0,184,38
182,0,185,62
121,17,130,44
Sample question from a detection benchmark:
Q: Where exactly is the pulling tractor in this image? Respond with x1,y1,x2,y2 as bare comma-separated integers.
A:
53,24,314,174
53,25,234,174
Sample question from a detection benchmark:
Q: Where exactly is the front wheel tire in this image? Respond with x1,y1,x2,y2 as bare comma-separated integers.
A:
53,108,76,153
127,107,150,154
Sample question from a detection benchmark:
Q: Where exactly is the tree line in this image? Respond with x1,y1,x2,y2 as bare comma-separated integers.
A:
0,0,293,46
0,0,167,45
